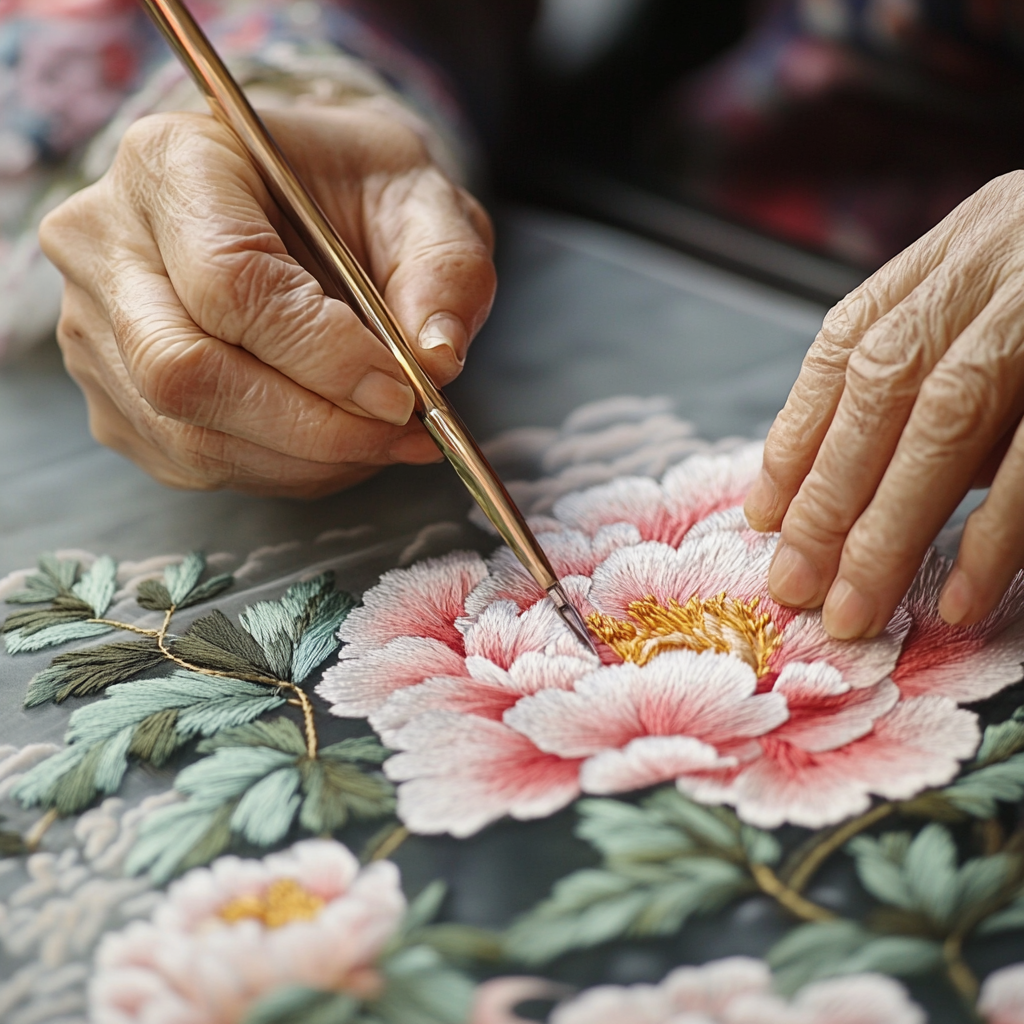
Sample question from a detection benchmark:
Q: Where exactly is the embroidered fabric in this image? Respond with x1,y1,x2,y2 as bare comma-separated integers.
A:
1,396,1023,1024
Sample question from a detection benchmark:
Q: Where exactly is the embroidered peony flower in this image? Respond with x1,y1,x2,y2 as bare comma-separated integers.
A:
90,839,405,1024
543,957,925,1024
320,446,1021,837
980,962,1024,1024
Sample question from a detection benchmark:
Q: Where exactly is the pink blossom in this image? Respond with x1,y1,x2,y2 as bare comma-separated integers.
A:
980,963,1024,1024
320,446,1019,837
90,840,405,1024
547,958,925,1024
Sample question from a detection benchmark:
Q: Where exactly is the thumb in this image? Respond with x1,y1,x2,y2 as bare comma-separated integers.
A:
372,170,497,386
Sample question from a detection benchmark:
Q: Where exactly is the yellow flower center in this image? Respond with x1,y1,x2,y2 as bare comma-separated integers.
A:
587,592,781,677
219,878,325,929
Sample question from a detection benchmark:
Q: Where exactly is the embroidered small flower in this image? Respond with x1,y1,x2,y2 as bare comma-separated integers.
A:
319,447,1020,837
979,962,1024,1024
540,957,925,1024
90,839,405,1024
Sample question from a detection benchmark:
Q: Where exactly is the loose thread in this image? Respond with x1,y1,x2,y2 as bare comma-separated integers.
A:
749,863,836,922
24,808,58,850
786,803,897,894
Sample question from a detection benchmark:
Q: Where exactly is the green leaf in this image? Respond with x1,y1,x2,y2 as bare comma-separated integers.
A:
848,825,1015,930
768,921,941,994
3,606,113,654
72,555,117,616
126,799,235,882
974,708,1024,766
200,717,307,757
740,825,781,866
318,737,391,764
403,881,447,934
136,580,174,611
298,757,395,834
941,753,1024,818
239,574,354,682
230,766,302,846
505,858,747,964
4,554,80,604
172,610,274,680
370,946,474,1024
175,745,298,804
162,552,234,609
24,639,164,706
244,987,359,1024
14,672,285,813
978,892,1024,935
410,924,504,964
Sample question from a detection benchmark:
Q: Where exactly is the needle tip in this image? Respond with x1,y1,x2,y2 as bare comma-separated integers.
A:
547,583,600,657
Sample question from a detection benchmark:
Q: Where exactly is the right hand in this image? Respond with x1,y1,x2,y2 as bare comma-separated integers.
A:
39,102,496,497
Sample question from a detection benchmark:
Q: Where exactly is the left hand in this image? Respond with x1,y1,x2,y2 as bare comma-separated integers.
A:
744,171,1024,638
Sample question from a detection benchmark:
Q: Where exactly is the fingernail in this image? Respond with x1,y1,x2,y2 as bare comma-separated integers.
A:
823,578,875,639
418,313,467,365
350,371,415,426
745,470,778,529
389,431,443,464
939,568,973,626
768,542,822,607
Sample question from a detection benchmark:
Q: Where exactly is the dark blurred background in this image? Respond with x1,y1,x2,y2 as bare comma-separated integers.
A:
375,0,1024,303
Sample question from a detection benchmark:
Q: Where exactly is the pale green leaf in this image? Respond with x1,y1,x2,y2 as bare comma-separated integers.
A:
72,555,117,616
372,946,474,1024
942,754,1024,818
230,766,301,846
200,717,307,756
5,620,112,654
978,893,1024,935
175,746,297,804
974,710,1024,766
244,987,358,1024
164,553,206,605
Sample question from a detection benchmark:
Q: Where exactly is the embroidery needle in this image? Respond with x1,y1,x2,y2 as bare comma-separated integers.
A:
138,0,599,657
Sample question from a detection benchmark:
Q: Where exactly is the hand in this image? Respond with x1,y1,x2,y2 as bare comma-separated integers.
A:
744,171,1024,637
39,102,495,497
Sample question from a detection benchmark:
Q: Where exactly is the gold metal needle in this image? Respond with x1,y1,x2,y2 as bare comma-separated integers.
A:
138,0,599,656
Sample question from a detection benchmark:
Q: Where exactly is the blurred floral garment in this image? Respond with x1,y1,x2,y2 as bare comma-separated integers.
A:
90,839,405,1023
318,443,1024,838
669,0,1024,267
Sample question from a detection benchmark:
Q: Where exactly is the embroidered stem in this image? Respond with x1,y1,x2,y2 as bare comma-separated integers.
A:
24,808,58,850
749,863,836,922
786,803,897,894
88,618,159,638
942,930,979,1008
370,825,409,863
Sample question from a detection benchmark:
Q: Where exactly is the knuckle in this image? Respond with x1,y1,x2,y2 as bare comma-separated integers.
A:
914,362,996,448
845,327,924,400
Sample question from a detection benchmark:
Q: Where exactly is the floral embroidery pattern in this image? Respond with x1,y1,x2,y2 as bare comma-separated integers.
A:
319,444,1018,837
5,401,1024,1023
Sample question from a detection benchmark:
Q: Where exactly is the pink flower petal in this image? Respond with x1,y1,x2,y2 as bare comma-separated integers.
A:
979,962,1024,1024
464,598,599,667
370,653,593,744
696,697,980,829
318,637,468,719
386,713,582,837
893,550,1024,702
581,735,739,794
338,551,486,658
771,667,899,752
506,651,788,758
771,609,909,691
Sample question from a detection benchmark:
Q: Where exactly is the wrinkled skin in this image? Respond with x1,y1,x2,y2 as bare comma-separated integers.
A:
39,103,496,498
745,171,1024,637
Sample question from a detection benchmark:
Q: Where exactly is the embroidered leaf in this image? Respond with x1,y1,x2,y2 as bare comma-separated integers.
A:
239,573,355,682
24,639,164,706
3,553,80,604
243,988,359,1024
172,610,274,679
402,880,448,935
125,799,236,882
71,555,117,617
318,736,390,764
847,824,1016,930
298,757,395,834
139,553,234,611
939,752,1024,818
231,766,302,846
199,717,307,756
505,858,748,964
767,921,942,994
2,556,119,653
370,945,475,1024
13,672,285,815
973,709,1024,767
978,892,1024,935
